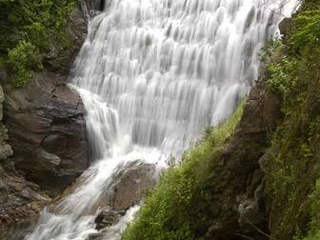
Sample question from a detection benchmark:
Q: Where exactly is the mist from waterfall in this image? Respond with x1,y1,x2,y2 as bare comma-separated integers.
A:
24,0,299,239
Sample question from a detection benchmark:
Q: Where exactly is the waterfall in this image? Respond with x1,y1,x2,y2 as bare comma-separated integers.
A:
23,0,298,239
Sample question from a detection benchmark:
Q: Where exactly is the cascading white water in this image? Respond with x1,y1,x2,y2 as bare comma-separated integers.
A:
24,0,299,239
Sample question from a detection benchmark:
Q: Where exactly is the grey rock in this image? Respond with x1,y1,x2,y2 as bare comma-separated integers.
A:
3,72,89,196
87,232,104,240
93,160,157,231
105,160,157,211
0,162,50,238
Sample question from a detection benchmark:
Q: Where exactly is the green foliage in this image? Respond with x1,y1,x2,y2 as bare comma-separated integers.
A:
307,179,320,238
7,41,43,87
266,56,298,97
288,9,320,55
259,38,282,63
122,101,244,240
293,179,320,240
0,0,76,86
264,2,320,239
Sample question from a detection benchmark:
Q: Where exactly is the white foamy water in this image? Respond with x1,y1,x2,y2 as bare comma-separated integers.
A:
24,0,299,239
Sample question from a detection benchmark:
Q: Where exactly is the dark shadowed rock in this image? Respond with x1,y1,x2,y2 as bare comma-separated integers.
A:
203,78,283,240
3,72,89,196
87,232,104,240
279,18,293,44
43,4,88,75
95,210,123,230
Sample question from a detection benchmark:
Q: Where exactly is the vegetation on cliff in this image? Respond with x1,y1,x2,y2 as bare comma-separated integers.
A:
122,101,244,240
263,0,320,239
0,0,77,86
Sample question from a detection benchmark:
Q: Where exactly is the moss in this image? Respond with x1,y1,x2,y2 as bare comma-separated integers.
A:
0,0,77,86
262,1,320,239
122,101,245,240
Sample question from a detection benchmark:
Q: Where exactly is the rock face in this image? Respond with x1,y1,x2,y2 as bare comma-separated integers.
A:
94,160,157,230
43,3,88,75
1,2,90,197
203,78,283,240
0,85,13,160
0,161,50,240
3,72,89,196
0,85,49,239
0,1,89,238
95,210,122,230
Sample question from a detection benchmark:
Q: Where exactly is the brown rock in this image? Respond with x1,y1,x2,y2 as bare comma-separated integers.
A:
0,161,50,240
4,72,89,196
106,160,157,211
94,160,157,230
204,79,283,240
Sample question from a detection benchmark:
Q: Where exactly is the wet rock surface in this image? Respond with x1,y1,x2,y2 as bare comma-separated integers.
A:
3,72,89,196
95,210,123,230
94,160,157,230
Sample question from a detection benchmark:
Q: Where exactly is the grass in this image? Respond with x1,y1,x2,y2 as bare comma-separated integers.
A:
122,100,245,240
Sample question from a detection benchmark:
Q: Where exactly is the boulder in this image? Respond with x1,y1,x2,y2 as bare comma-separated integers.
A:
94,160,157,230
106,160,157,211
3,72,89,196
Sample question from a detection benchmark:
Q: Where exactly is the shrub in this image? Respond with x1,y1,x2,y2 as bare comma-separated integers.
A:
264,2,320,239
122,101,244,240
0,0,76,86
7,40,42,87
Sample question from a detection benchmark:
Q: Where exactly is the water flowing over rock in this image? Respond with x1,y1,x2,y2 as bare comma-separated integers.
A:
22,0,298,239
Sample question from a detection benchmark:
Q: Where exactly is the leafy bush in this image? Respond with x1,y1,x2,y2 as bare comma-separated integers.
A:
288,9,320,55
122,101,244,240
0,0,76,86
7,41,43,87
